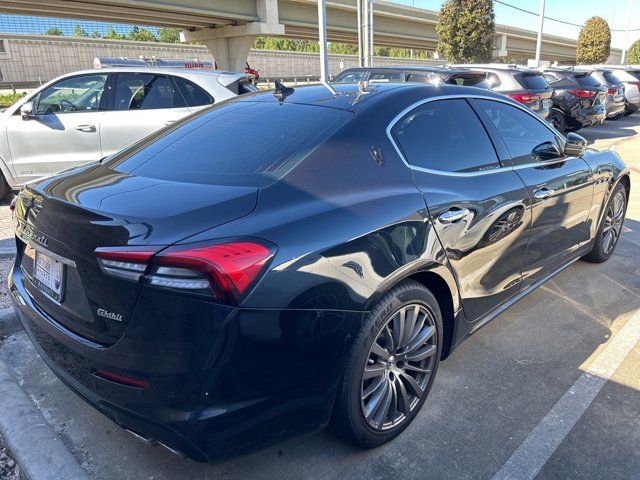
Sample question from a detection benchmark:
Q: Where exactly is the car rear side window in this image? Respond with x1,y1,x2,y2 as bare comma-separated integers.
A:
113,73,186,110
369,72,405,82
519,73,549,90
173,76,214,106
391,99,499,173
332,70,366,83
105,102,351,186
475,99,561,165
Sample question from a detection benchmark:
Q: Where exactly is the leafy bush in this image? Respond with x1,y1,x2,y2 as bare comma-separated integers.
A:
576,16,611,64
436,0,495,63
627,39,640,64
0,93,27,108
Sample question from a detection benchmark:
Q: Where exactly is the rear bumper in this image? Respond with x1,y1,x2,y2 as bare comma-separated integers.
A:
571,105,606,128
606,101,626,118
9,265,363,461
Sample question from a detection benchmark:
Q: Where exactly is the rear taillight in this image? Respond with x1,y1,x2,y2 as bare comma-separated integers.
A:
636,83,640,92
95,247,160,282
508,93,541,104
95,240,275,305
568,89,595,98
607,87,617,95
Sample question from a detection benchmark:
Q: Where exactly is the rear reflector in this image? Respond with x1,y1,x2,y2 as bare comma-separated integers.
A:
568,89,595,98
94,369,149,389
508,93,541,104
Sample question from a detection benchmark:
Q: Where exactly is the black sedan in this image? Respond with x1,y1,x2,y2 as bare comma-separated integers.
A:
9,83,630,461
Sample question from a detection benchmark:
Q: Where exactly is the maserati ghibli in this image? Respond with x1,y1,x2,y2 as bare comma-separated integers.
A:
9,83,629,461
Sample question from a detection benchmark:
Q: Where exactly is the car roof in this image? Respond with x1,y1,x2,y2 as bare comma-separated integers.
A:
237,82,506,112
54,67,245,80
338,65,483,75
451,64,534,73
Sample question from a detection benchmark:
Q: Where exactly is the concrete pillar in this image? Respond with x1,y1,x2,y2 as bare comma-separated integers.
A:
203,36,255,72
180,0,284,72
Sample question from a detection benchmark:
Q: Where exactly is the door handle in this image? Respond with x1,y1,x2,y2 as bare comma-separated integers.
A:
74,124,96,132
533,188,555,200
438,208,471,223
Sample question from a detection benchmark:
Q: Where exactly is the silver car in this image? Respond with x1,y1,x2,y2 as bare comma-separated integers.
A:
0,65,255,198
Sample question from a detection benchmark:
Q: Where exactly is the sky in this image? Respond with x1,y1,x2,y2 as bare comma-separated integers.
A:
390,0,640,50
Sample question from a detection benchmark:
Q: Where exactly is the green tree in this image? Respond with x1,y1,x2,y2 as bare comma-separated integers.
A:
627,39,640,64
73,24,88,37
576,16,611,64
44,27,63,36
104,26,125,40
436,0,495,63
127,27,157,42
158,28,180,43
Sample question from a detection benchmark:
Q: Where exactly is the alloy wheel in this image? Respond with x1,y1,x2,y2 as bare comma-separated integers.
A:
360,303,437,431
602,191,625,255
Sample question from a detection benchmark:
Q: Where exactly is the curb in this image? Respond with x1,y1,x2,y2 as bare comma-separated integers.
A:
0,246,15,258
0,360,90,480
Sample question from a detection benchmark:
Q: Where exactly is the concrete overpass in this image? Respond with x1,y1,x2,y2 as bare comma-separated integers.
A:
0,0,623,70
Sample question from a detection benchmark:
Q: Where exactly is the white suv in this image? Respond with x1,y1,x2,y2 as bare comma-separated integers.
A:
0,65,255,198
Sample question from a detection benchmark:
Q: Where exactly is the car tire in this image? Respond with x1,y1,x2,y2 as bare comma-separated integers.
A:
0,173,10,201
582,183,627,263
550,108,566,133
330,279,442,447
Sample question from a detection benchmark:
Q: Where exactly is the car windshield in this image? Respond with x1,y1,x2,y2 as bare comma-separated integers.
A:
332,71,367,83
105,101,352,187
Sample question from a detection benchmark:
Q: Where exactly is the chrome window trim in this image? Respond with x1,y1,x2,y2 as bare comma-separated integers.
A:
385,93,567,177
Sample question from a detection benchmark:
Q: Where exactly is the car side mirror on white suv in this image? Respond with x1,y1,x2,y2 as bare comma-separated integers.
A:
20,101,36,120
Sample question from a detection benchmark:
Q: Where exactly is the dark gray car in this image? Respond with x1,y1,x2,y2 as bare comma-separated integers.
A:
331,66,490,89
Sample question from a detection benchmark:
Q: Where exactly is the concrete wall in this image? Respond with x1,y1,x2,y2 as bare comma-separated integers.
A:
0,33,440,85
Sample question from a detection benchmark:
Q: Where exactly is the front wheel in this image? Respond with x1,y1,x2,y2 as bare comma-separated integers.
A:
330,280,442,447
582,184,627,263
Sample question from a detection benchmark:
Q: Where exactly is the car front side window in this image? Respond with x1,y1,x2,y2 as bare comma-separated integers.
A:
36,74,107,115
474,99,563,165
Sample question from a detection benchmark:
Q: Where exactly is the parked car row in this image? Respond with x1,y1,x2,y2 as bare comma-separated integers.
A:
332,63,640,134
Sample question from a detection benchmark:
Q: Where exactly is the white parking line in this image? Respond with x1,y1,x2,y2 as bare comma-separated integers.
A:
492,308,640,480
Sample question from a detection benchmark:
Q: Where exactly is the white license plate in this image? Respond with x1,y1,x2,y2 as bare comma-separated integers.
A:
542,99,552,109
34,251,64,301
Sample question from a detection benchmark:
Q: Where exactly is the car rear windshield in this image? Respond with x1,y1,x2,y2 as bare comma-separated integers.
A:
447,74,487,87
602,71,621,84
518,73,549,90
105,101,352,187
574,73,601,87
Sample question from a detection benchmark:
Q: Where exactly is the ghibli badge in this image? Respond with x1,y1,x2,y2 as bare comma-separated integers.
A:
96,308,123,322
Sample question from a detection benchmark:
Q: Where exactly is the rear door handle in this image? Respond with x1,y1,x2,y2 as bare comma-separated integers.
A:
533,188,555,200
74,124,96,132
438,208,471,223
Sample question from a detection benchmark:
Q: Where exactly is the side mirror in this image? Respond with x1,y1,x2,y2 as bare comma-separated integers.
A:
564,132,587,157
20,101,36,120
532,141,562,161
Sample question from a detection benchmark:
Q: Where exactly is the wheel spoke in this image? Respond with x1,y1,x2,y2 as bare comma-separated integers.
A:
363,362,386,380
371,341,390,361
363,374,386,400
399,371,423,397
394,375,411,414
404,363,430,374
405,325,435,354
405,343,437,362
372,379,394,428
402,305,418,348
383,324,395,352
365,377,390,424
392,308,405,349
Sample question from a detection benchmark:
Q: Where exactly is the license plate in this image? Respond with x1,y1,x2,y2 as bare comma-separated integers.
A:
34,251,65,302
542,99,552,109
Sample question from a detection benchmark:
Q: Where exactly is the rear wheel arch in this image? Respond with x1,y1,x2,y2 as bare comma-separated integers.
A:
365,267,458,360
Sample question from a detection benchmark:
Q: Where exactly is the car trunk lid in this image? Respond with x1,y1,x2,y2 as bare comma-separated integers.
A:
14,163,258,345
